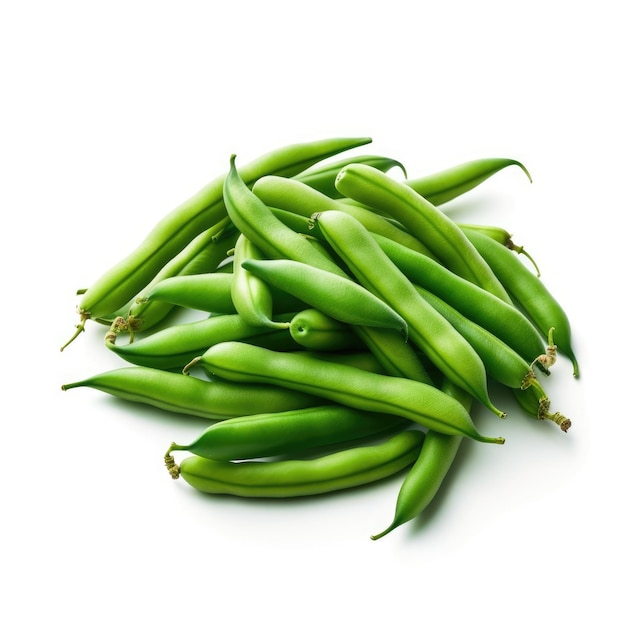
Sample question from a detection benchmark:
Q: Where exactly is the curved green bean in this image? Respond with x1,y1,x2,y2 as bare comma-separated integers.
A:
371,380,471,540
242,258,409,339
171,429,425,497
404,157,532,206
465,228,579,377
62,365,321,420
165,404,408,462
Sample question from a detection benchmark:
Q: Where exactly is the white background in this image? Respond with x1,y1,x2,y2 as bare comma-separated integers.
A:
2,1,624,624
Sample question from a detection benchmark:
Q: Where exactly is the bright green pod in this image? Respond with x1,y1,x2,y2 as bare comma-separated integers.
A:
464,228,579,377
139,272,303,316
191,341,505,444
172,429,425,498
165,404,409,461
140,273,237,314
371,380,471,540
242,258,409,339
61,366,322,420
458,223,541,277
404,157,532,206
231,234,290,330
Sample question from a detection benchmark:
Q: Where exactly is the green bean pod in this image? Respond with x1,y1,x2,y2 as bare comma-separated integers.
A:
106,312,297,370
165,405,409,462
172,429,425,498
139,273,237,314
404,157,532,206
63,136,370,349
62,366,322,420
253,175,434,257
371,380,471,540
191,341,505,444
334,163,512,302
293,154,406,198
289,308,364,352
140,272,304,316
309,210,505,418
231,234,290,330
371,233,547,366
464,229,579,377
241,258,409,339
223,155,348,277
459,223,541,276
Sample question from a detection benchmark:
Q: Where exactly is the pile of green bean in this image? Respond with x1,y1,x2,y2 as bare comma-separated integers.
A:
61,136,579,540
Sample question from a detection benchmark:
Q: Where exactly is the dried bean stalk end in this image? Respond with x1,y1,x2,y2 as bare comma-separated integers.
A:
164,451,180,479
536,396,571,432
528,327,558,376
104,315,142,345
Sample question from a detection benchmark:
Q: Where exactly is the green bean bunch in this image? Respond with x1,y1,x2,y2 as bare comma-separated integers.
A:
61,136,580,540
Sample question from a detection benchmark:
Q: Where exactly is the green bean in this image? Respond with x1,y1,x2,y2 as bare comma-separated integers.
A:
164,405,409,463
139,272,304,316
62,136,370,350
105,312,297,371
464,228,579,377
404,157,532,206
241,258,409,338
459,223,541,276
223,155,348,277
334,163,513,302
253,175,435,257
139,273,237,314
170,429,425,497
371,232,548,367
371,380,471,540
189,341,505,444
289,308,364,352
231,234,290,330
293,154,406,198
61,366,322,420
309,210,506,418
